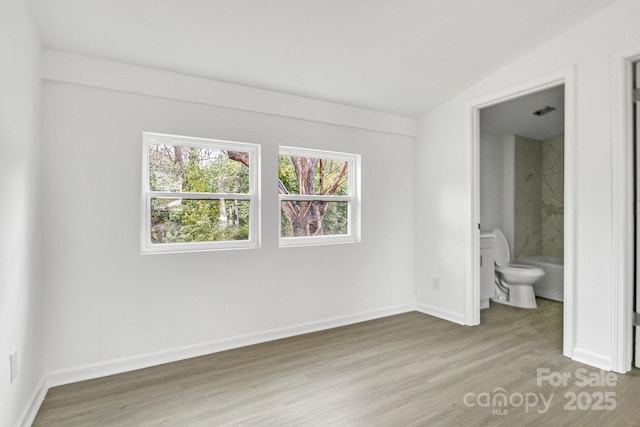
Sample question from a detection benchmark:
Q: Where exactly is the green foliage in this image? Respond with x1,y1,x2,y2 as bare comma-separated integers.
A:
278,155,350,237
317,159,348,195
278,156,298,194
149,144,250,244
277,156,348,195
149,145,351,242
321,202,349,235
279,204,294,237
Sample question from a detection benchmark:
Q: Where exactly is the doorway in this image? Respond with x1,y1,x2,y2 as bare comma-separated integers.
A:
609,50,640,373
479,85,565,313
468,71,575,360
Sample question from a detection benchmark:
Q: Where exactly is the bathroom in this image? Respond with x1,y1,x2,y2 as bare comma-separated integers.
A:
479,85,565,308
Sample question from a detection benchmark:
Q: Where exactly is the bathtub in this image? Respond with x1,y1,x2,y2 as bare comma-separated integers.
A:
512,256,564,302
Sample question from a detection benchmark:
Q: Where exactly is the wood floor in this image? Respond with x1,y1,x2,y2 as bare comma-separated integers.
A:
34,299,640,426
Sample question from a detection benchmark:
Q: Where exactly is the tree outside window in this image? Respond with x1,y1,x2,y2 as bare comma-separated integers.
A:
141,133,260,253
278,147,360,247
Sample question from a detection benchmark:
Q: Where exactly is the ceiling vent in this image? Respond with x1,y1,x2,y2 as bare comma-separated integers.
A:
532,106,556,117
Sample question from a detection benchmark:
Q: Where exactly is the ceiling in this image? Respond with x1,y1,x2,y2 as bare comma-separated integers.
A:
480,85,565,140
27,0,618,116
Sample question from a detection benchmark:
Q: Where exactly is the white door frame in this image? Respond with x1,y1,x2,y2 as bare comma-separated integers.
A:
466,68,576,360
610,45,640,373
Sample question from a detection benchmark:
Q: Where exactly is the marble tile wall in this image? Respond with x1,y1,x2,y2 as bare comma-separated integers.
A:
514,136,543,257
513,134,564,258
541,135,564,257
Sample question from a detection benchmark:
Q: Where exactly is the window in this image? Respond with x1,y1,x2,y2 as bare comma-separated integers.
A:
279,146,360,247
141,133,260,253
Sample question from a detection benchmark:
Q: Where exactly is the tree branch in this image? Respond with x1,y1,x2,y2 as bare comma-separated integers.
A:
227,151,249,167
325,162,349,195
278,179,299,220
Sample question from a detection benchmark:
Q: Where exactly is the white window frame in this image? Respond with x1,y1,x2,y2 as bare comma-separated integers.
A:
141,132,260,254
278,146,360,247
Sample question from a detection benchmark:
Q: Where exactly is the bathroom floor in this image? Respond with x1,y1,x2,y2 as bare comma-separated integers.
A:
482,297,563,350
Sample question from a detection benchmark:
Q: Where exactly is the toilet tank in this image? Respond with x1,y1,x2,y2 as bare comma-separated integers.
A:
491,229,510,266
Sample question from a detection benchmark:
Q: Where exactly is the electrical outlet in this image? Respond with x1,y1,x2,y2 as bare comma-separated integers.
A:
432,277,440,291
9,349,17,383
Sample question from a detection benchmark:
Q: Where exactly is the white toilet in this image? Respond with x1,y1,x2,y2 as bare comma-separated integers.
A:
491,229,545,309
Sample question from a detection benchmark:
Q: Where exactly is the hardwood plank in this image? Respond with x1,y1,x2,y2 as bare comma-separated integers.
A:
33,299,640,426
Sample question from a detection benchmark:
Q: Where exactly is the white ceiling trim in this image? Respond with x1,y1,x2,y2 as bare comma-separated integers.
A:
42,50,417,137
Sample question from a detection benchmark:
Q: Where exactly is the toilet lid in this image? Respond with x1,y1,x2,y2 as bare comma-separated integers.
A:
491,229,510,266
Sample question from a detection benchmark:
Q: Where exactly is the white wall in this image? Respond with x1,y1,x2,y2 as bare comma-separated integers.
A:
41,54,416,383
0,0,45,425
479,133,514,248
415,0,639,369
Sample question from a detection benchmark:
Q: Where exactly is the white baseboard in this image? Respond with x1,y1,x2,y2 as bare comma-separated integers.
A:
18,376,48,427
535,289,563,302
47,304,414,387
571,348,613,371
414,303,466,325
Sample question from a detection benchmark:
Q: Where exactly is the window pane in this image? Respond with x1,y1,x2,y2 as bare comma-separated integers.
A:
278,155,348,196
150,198,250,243
280,201,348,237
149,144,250,193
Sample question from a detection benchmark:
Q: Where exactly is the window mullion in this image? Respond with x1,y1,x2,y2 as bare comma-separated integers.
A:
149,191,252,200
279,194,352,202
